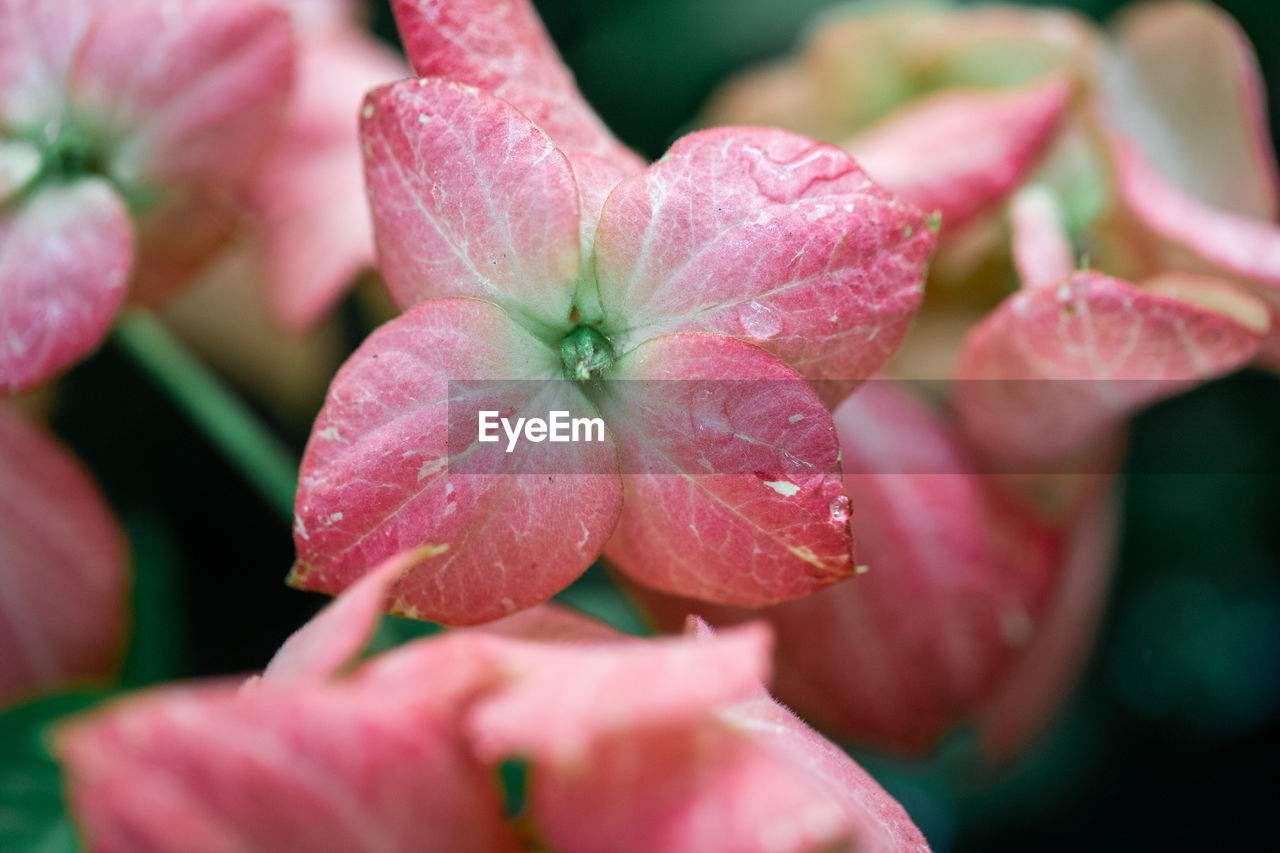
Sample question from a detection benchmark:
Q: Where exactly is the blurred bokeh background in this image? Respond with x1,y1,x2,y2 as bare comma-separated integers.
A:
8,0,1278,850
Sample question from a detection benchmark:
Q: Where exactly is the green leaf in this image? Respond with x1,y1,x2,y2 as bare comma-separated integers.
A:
0,692,108,853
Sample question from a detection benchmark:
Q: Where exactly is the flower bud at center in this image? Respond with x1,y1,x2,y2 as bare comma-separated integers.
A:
560,325,614,382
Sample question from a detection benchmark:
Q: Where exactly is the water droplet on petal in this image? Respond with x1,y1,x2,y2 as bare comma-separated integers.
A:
738,300,781,340
828,495,851,525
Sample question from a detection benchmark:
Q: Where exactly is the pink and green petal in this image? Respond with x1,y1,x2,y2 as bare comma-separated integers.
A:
0,403,127,705
593,128,933,395
0,179,133,392
69,0,293,188
847,76,1072,232
599,334,853,606
954,270,1268,466
0,0,99,127
361,78,582,332
389,0,644,216
291,298,622,625
57,683,520,853
1106,0,1277,220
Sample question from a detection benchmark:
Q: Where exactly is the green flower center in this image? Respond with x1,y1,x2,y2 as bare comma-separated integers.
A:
559,325,614,382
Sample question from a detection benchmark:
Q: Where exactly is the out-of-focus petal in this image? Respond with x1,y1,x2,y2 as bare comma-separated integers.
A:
954,270,1267,466
593,127,932,400
980,479,1117,760
0,179,133,392
264,549,435,684
361,78,582,333
599,334,853,606
1107,137,1280,308
464,624,772,766
69,0,293,188
1105,0,1277,220
848,76,1072,232
252,28,407,330
291,298,622,625
1009,184,1075,291
0,403,127,705
57,683,520,853
0,0,98,127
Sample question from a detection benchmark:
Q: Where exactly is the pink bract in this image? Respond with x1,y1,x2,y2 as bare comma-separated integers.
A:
0,403,128,706
58,556,931,852
291,0,935,624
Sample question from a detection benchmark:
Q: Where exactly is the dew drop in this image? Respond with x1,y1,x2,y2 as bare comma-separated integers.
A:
737,300,781,340
828,494,851,525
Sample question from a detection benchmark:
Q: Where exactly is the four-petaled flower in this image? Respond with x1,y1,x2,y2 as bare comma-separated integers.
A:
290,0,935,624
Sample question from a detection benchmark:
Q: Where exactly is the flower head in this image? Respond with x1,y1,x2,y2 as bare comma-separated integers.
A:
290,0,936,624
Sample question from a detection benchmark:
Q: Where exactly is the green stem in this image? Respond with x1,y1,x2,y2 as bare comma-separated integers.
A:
113,310,299,521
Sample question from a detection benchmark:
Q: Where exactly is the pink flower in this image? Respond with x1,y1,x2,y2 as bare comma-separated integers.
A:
672,0,1276,758
57,553,931,852
0,0,295,391
0,402,127,706
289,0,936,624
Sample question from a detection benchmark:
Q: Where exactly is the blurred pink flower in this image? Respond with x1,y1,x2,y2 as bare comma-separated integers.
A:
57,552,931,852
0,0,294,391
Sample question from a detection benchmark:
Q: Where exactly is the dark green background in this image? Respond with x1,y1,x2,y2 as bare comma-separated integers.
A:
5,1,1278,850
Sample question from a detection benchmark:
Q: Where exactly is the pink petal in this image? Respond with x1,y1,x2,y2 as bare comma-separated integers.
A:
0,179,133,392
0,0,98,127
361,78,582,330
600,334,854,606
291,298,623,625
718,695,933,852
593,128,932,399
847,76,1072,232
69,0,293,188
251,28,408,330
1010,184,1075,291
1109,137,1280,307
0,403,127,705
526,621,929,852
464,624,772,766
980,480,1117,760
954,270,1267,466
529,721,871,853
57,683,519,853
1106,0,1277,220
389,0,644,218
263,549,433,685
